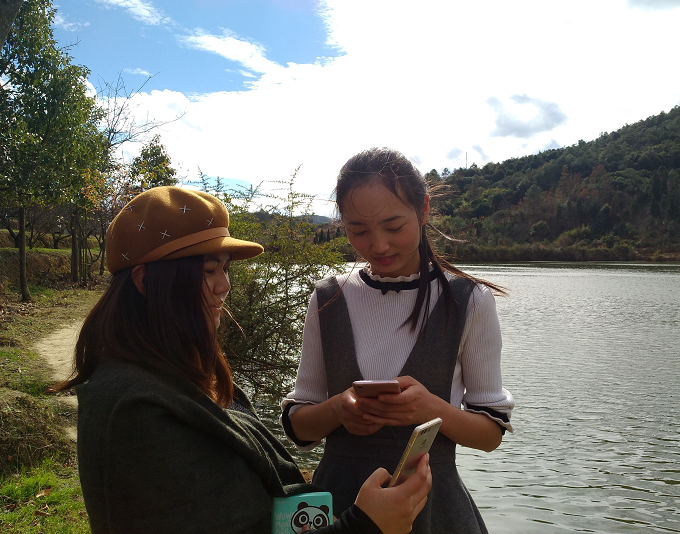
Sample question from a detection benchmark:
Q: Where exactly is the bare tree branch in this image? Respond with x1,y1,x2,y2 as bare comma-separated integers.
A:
97,71,186,169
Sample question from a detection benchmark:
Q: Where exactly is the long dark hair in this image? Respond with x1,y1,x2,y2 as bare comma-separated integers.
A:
335,147,505,334
54,255,234,406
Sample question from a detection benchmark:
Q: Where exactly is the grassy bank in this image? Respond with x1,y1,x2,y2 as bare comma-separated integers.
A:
0,249,103,532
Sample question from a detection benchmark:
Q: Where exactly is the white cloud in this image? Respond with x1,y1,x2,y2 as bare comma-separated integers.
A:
123,68,153,77
84,79,97,98
53,13,90,31
95,0,171,26
626,0,680,10
472,145,491,163
110,0,680,215
541,139,562,152
488,95,568,139
446,148,463,161
180,30,284,77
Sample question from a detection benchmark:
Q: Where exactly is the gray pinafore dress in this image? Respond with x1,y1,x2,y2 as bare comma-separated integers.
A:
311,275,489,534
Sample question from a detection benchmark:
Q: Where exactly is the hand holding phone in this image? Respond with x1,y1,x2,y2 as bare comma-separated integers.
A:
352,380,401,398
388,417,442,487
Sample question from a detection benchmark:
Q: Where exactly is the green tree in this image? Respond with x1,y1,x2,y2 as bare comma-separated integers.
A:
0,0,104,300
524,184,542,202
424,169,441,183
214,173,347,400
129,134,178,190
529,220,550,240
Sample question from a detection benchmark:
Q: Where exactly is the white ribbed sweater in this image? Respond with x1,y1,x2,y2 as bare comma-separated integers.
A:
282,268,514,448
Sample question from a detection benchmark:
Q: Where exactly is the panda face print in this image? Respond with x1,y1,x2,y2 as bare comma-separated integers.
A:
290,502,331,533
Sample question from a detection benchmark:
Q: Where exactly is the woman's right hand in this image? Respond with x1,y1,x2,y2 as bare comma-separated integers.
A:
334,387,384,436
354,453,432,534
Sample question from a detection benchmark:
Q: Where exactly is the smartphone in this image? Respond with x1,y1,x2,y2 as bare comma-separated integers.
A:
352,379,401,398
388,417,442,487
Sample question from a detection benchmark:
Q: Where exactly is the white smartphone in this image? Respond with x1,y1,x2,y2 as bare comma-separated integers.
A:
388,417,442,487
352,379,401,398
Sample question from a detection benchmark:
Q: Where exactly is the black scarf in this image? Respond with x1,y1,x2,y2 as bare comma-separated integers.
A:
359,268,437,295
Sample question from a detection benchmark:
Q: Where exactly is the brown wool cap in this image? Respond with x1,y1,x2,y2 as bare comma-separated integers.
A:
106,186,264,274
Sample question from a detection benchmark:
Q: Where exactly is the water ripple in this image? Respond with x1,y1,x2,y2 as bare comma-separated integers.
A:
455,263,680,532
264,263,680,533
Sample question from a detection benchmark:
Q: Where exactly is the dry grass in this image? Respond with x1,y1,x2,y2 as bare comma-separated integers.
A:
0,390,74,476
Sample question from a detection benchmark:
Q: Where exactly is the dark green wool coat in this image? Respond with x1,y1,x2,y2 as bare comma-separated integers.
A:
76,359,379,534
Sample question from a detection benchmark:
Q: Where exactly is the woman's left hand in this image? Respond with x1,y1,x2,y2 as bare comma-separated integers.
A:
355,376,445,427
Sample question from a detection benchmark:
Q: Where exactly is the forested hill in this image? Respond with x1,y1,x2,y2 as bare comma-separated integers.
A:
427,106,680,261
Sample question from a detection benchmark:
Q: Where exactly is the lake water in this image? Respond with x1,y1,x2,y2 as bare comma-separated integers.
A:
261,262,680,533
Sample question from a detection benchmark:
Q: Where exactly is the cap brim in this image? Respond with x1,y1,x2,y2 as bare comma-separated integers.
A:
163,235,264,262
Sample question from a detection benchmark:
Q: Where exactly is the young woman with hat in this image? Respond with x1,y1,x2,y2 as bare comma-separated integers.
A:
55,186,431,534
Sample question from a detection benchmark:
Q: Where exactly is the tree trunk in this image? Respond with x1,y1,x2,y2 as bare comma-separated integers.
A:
79,232,87,285
100,236,106,275
79,211,88,285
0,0,23,49
70,209,79,283
18,205,30,301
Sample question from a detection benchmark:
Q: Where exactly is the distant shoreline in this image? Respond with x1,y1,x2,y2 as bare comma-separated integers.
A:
0,247,678,292
450,243,680,263
338,247,680,264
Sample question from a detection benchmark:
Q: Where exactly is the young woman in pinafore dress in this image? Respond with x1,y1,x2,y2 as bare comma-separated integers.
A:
281,148,515,534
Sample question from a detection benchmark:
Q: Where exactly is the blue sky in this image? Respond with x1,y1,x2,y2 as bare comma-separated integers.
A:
54,0,333,95
51,0,680,215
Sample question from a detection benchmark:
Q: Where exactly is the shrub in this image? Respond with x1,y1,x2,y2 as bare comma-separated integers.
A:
556,225,592,247
214,178,348,400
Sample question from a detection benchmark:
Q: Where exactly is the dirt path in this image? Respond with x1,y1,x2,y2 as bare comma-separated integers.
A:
33,321,82,384
33,321,83,441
